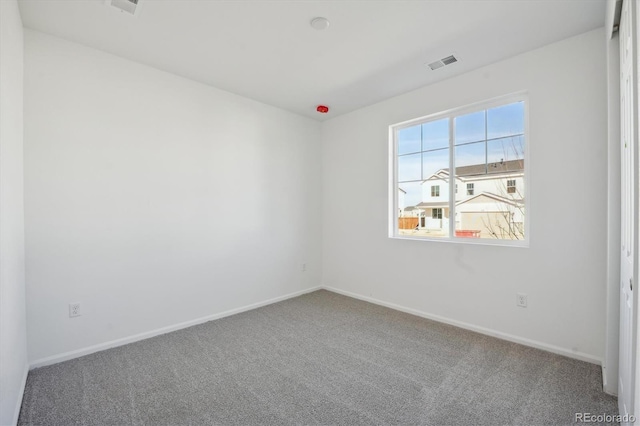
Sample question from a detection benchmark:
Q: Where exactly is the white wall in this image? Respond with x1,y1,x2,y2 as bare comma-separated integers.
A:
322,28,608,362
0,0,29,424
24,30,322,364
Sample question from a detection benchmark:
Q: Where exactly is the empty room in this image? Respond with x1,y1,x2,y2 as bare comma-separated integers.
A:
1,0,639,425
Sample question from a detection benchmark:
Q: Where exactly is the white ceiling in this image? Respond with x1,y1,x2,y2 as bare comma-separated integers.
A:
18,0,606,121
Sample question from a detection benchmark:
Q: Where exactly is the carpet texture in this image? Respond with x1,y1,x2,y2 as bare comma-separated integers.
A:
19,290,618,425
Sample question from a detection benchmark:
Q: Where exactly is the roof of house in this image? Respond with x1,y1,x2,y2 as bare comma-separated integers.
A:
416,201,449,208
423,170,450,181
423,159,524,182
456,159,524,177
455,191,524,207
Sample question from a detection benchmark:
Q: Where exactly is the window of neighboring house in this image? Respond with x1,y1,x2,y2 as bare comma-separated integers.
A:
391,93,527,245
466,183,474,196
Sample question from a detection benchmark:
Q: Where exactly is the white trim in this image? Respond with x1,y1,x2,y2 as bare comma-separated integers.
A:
322,286,602,365
29,286,322,369
606,0,623,39
603,364,618,396
389,92,530,247
389,126,397,238
389,233,529,248
604,22,621,398
12,363,29,426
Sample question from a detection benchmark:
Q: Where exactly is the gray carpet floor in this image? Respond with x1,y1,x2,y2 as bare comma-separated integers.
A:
19,290,618,426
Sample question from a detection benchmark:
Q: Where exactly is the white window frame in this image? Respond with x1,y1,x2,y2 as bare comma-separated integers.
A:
388,92,529,247
431,185,440,197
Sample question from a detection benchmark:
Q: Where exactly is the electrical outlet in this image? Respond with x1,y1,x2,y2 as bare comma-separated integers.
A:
516,293,527,308
69,303,81,318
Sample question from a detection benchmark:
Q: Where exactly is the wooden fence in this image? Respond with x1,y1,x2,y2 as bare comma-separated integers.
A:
398,217,419,229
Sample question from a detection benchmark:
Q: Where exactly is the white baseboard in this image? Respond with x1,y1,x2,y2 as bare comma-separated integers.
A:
29,284,603,370
30,286,322,369
11,363,29,426
321,285,603,366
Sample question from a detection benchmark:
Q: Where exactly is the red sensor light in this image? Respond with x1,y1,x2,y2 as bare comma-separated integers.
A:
316,105,329,113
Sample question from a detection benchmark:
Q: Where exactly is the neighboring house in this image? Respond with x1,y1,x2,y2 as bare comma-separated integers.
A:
402,206,426,217
415,169,450,231
398,188,406,215
405,159,524,237
456,192,524,238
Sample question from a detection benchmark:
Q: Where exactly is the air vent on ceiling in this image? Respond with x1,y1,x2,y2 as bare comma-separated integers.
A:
104,0,142,17
427,55,458,71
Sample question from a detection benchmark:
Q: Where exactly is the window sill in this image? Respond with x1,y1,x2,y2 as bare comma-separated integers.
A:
389,234,529,248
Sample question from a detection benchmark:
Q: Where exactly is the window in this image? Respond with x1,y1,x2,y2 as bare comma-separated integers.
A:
466,183,474,196
392,94,527,244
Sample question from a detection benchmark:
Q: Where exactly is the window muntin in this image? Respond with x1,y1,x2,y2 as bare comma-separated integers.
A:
392,95,527,245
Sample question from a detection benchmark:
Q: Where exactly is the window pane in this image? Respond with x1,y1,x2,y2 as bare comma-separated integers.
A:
422,118,449,151
455,141,485,169
487,101,524,139
398,181,422,210
398,181,446,237
422,148,449,179
398,153,421,182
416,176,449,238
455,160,525,241
455,110,485,145
487,135,525,164
397,125,421,155
393,97,526,243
